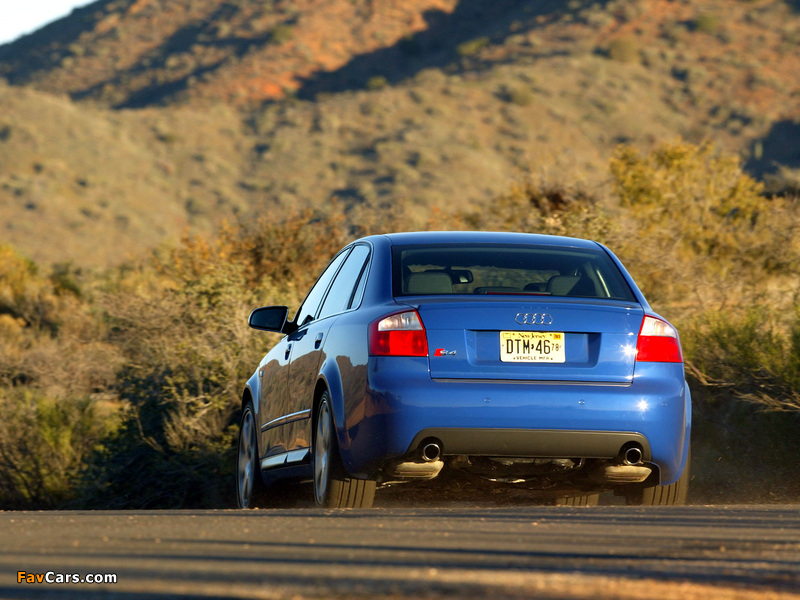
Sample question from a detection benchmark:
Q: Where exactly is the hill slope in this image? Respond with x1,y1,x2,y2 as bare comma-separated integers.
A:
1,0,799,266
0,82,249,265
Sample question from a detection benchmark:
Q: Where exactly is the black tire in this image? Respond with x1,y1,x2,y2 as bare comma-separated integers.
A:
236,402,267,508
313,391,376,508
625,448,690,506
553,493,601,506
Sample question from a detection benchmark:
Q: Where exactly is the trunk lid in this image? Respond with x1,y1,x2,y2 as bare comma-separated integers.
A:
417,298,643,383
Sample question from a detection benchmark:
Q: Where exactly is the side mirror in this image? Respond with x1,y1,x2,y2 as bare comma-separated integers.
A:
248,306,289,333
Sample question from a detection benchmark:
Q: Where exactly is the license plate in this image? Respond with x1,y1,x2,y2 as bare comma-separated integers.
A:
500,331,565,363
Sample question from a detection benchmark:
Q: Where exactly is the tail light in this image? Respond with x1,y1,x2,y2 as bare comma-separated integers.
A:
636,316,683,363
369,310,428,357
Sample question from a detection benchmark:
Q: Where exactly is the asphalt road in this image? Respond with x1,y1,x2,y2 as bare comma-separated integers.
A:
0,504,799,600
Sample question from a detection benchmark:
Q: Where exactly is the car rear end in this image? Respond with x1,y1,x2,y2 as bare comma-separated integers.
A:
345,234,690,498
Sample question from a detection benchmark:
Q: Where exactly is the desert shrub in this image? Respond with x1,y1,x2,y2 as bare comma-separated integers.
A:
460,178,611,242
0,245,117,398
608,140,800,308
366,76,388,91
692,13,720,34
77,208,362,508
683,307,800,412
0,244,59,332
268,23,293,45
231,206,352,294
0,391,111,509
0,205,385,508
78,234,269,508
497,84,534,106
606,37,639,63
682,306,800,501
457,37,490,58
4,140,800,508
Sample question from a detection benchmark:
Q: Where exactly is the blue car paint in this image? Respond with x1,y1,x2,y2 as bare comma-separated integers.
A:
418,299,642,382
338,357,689,485
244,231,691,491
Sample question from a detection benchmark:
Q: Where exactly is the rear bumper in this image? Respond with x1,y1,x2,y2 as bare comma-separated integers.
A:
406,428,652,461
340,357,690,486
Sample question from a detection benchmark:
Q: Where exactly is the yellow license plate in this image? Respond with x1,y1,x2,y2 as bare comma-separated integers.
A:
500,331,565,363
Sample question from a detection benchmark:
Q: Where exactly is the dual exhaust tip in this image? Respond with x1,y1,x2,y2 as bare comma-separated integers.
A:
621,446,643,466
421,441,442,463
385,441,443,480
418,441,641,466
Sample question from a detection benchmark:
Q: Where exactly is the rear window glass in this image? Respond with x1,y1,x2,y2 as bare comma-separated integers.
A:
392,244,636,301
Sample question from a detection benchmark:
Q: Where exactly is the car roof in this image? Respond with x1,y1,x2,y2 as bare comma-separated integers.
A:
361,231,602,249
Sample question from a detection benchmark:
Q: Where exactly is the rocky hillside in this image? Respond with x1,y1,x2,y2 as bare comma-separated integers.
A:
1,0,799,266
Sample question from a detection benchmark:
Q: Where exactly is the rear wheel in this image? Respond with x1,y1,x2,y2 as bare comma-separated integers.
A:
237,402,266,508
313,391,376,508
625,449,690,506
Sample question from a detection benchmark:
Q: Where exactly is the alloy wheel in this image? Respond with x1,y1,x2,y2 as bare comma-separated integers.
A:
237,406,257,508
314,399,332,506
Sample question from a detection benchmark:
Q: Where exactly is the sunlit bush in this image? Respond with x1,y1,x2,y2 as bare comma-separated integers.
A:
0,391,111,509
0,244,59,333
461,179,611,242
683,307,800,413
78,207,364,508
457,37,490,58
609,140,800,308
606,37,640,63
3,141,800,508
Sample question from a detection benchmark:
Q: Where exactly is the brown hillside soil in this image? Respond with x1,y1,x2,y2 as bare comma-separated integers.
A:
1,0,799,267
207,0,460,103
1,0,460,106
593,0,800,120
0,0,800,119
2,0,797,120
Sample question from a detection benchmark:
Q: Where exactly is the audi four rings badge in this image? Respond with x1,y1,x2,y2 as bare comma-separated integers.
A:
514,313,553,325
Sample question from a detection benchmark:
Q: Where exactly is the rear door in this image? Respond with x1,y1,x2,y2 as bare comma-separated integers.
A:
260,248,350,462
284,245,371,462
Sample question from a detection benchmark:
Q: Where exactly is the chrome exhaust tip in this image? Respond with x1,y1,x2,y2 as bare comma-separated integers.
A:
623,446,643,466
421,442,442,463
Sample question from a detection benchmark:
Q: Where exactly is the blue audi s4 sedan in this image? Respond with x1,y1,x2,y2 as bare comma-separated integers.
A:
237,231,691,508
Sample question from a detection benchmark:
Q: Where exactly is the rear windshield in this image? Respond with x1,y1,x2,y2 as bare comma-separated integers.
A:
392,244,636,301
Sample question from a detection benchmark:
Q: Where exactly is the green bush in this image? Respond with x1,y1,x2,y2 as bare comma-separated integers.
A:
460,179,609,242
497,84,534,106
693,13,720,34
608,140,800,307
76,208,361,508
2,141,800,508
683,307,800,412
268,24,293,45
0,391,110,509
606,37,639,63
366,76,388,91
457,37,490,58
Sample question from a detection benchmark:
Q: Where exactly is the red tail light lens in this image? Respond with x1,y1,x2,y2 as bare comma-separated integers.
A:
636,316,683,363
369,310,428,357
